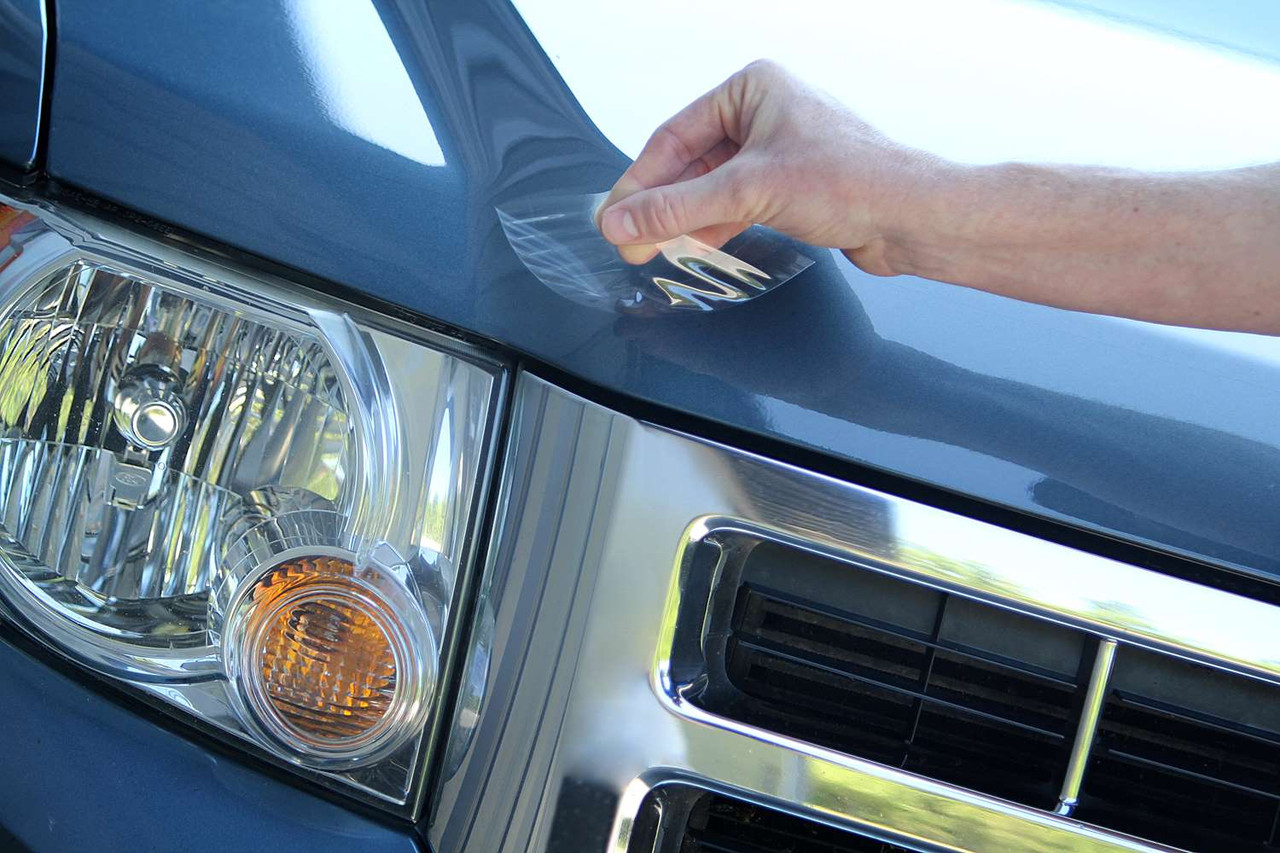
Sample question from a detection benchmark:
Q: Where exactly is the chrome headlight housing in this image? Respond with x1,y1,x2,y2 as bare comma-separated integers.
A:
0,198,503,811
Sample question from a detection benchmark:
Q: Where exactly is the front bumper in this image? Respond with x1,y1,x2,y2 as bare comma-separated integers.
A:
0,631,419,853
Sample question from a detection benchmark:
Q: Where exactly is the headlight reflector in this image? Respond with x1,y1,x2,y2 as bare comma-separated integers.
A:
0,263,353,661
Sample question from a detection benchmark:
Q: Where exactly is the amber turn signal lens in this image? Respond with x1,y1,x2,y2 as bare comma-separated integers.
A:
250,556,398,744
222,546,436,769
229,554,431,760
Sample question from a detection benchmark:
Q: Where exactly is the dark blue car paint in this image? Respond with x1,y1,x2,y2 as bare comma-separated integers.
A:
0,0,43,170
0,0,1278,849
0,630,419,852
42,0,1280,584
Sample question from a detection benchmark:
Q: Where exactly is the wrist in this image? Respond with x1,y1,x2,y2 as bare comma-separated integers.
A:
875,153,982,280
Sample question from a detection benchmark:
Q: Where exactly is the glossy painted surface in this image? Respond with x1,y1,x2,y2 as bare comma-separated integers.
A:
431,374,1220,851
44,0,1280,583
0,0,43,170
0,633,418,853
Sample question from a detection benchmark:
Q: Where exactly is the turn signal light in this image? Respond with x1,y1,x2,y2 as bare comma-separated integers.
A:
253,557,399,744
224,552,435,766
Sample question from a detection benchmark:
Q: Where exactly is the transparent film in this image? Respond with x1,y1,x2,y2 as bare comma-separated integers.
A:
498,192,812,314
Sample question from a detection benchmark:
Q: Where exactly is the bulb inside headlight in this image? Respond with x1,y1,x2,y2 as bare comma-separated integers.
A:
0,261,353,663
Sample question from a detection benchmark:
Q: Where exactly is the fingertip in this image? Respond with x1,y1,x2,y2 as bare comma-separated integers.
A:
601,207,639,244
595,175,645,229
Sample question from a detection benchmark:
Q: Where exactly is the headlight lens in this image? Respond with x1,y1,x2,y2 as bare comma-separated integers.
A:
0,265,352,658
0,200,501,811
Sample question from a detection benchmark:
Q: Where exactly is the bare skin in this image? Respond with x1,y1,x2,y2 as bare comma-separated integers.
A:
596,60,1280,334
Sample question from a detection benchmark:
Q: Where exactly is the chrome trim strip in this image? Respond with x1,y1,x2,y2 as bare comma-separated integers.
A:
658,497,1280,687
1056,639,1118,817
636,701,1180,853
430,375,1235,852
609,777,655,853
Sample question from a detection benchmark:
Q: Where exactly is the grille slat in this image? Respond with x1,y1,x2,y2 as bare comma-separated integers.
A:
1103,694,1280,795
733,636,1068,740
1076,649,1280,851
710,584,1077,806
1106,749,1278,799
746,588,1079,690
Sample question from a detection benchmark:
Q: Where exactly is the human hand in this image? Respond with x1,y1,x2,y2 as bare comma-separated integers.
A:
595,59,940,275
597,60,1280,334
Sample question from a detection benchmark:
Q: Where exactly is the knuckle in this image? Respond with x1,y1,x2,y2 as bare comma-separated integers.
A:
644,189,686,237
729,62,761,96
728,60,791,130
653,124,695,168
720,163,759,221
743,58,782,80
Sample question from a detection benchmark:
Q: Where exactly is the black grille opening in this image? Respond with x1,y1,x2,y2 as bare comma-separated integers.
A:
686,536,1280,851
681,791,915,853
1075,647,1280,852
705,579,1083,808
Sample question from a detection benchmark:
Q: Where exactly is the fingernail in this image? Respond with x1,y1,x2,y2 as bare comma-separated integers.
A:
602,208,638,243
618,243,659,265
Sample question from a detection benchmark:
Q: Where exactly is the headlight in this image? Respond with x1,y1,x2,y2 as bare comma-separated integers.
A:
0,198,503,812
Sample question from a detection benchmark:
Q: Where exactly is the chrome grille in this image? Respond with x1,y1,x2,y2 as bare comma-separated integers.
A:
688,534,1280,851
1078,647,1280,850
720,584,1082,806
430,376,1276,853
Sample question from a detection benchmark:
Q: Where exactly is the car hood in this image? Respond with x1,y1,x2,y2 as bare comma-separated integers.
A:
44,0,1280,582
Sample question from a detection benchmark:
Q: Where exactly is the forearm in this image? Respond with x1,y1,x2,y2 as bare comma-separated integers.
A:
886,161,1280,333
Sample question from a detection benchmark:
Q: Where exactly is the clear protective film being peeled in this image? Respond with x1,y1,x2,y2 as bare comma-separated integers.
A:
497,192,813,314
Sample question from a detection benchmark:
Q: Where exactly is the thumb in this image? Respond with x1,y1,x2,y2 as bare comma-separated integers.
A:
599,166,749,246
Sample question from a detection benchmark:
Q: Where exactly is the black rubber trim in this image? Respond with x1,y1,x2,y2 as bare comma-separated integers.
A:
0,823,33,853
